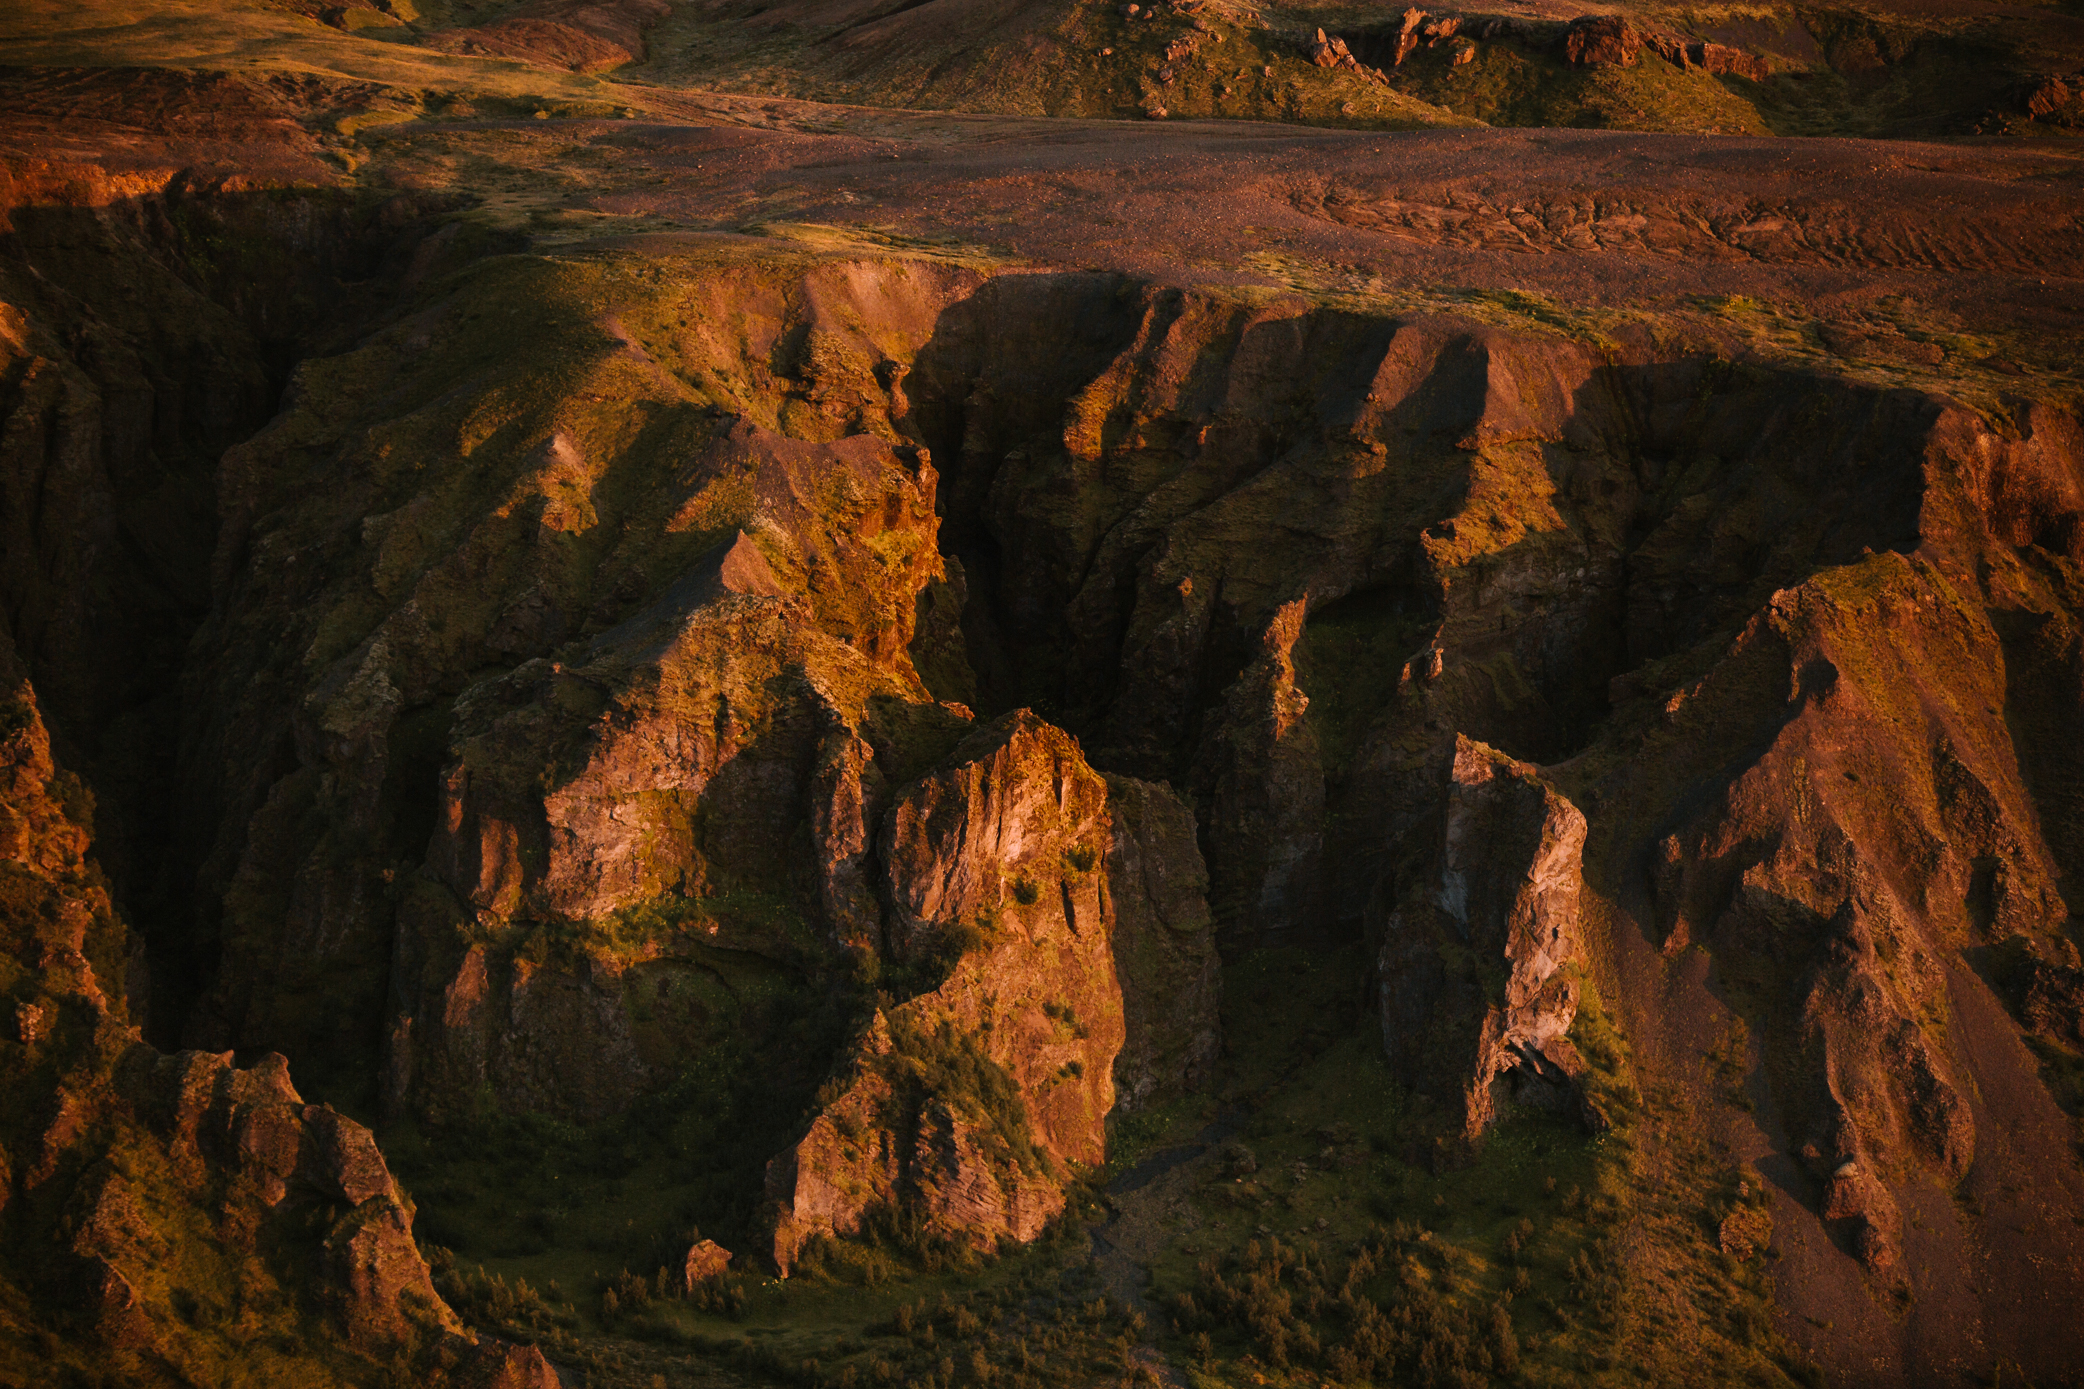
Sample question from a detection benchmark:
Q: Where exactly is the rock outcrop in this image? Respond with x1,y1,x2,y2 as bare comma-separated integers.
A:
1375,737,1591,1142
1645,32,1771,81
1104,775,1220,1110
1193,600,1326,946
2022,72,2084,125
1305,28,1364,72
1562,15,1642,67
767,712,1141,1270
0,635,482,1383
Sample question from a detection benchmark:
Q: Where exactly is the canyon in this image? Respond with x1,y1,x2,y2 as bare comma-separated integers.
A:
1,1,2082,1386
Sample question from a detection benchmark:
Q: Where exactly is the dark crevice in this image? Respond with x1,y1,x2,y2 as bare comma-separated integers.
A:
0,188,454,1050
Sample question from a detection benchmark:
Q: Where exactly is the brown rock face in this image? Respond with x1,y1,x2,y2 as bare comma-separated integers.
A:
1104,775,1219,1110
2023,74,2083,124
1305,28,1361,71
195,262,963,1126
1193,600,1326,946
1645,33,1770,81
681,1238,733,1289
0,637,466,1381
1563,15,1643,66
1375,737,1590,1141
769,712,1134,1270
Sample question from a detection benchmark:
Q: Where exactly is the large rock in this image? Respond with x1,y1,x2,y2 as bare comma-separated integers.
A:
1375,736,1590,1141
0,639,469,1380
768,712,1126,1270
1104,774,1219,1110
1563,14,1642,66
1194,600,1326,946
767,710,1219,1270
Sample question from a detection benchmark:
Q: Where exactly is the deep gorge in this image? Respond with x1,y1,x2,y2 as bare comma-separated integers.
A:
5,184,2084,1388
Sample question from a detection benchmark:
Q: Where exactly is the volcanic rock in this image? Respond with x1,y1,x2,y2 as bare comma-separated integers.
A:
681,1238,734,1289
767,710,1217,1270
1375,736,1590,1142
1563,14,1643,66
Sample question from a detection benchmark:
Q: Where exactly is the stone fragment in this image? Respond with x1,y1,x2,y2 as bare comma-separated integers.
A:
1305,28,1360,69
458,1338,564,1389
2025,74,2078,122
13,1001,46,1045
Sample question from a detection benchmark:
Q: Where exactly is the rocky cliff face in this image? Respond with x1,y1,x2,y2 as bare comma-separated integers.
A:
886,273,2084,1375
766,710,1212,1270
149,248,1225,1281
1375,736,1592,1144
8,182,2084,1381
0,632,558,1386
182,253,978,1120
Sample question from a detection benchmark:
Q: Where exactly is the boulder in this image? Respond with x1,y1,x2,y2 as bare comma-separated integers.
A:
682,1238,734,1290
1305,28,1357,69
2024,74,2080,124
458,1340,565,1389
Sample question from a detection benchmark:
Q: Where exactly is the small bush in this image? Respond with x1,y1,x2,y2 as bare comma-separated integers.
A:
884,1016,1048,1175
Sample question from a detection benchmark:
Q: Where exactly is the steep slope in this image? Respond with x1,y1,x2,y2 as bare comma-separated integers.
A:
0,631,566,1387
873,269,2084,1380
2,28,2083,1384
162,229,2084,1380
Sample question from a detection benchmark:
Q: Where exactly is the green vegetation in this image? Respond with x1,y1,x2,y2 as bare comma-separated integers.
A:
1381,36,1770,134
884,1014,1051,1177
385,962,852,1282
1293,587,1436,769
1092,945,1810,1388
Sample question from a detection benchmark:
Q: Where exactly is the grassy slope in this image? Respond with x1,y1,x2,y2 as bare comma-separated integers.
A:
415,940,1807,1388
